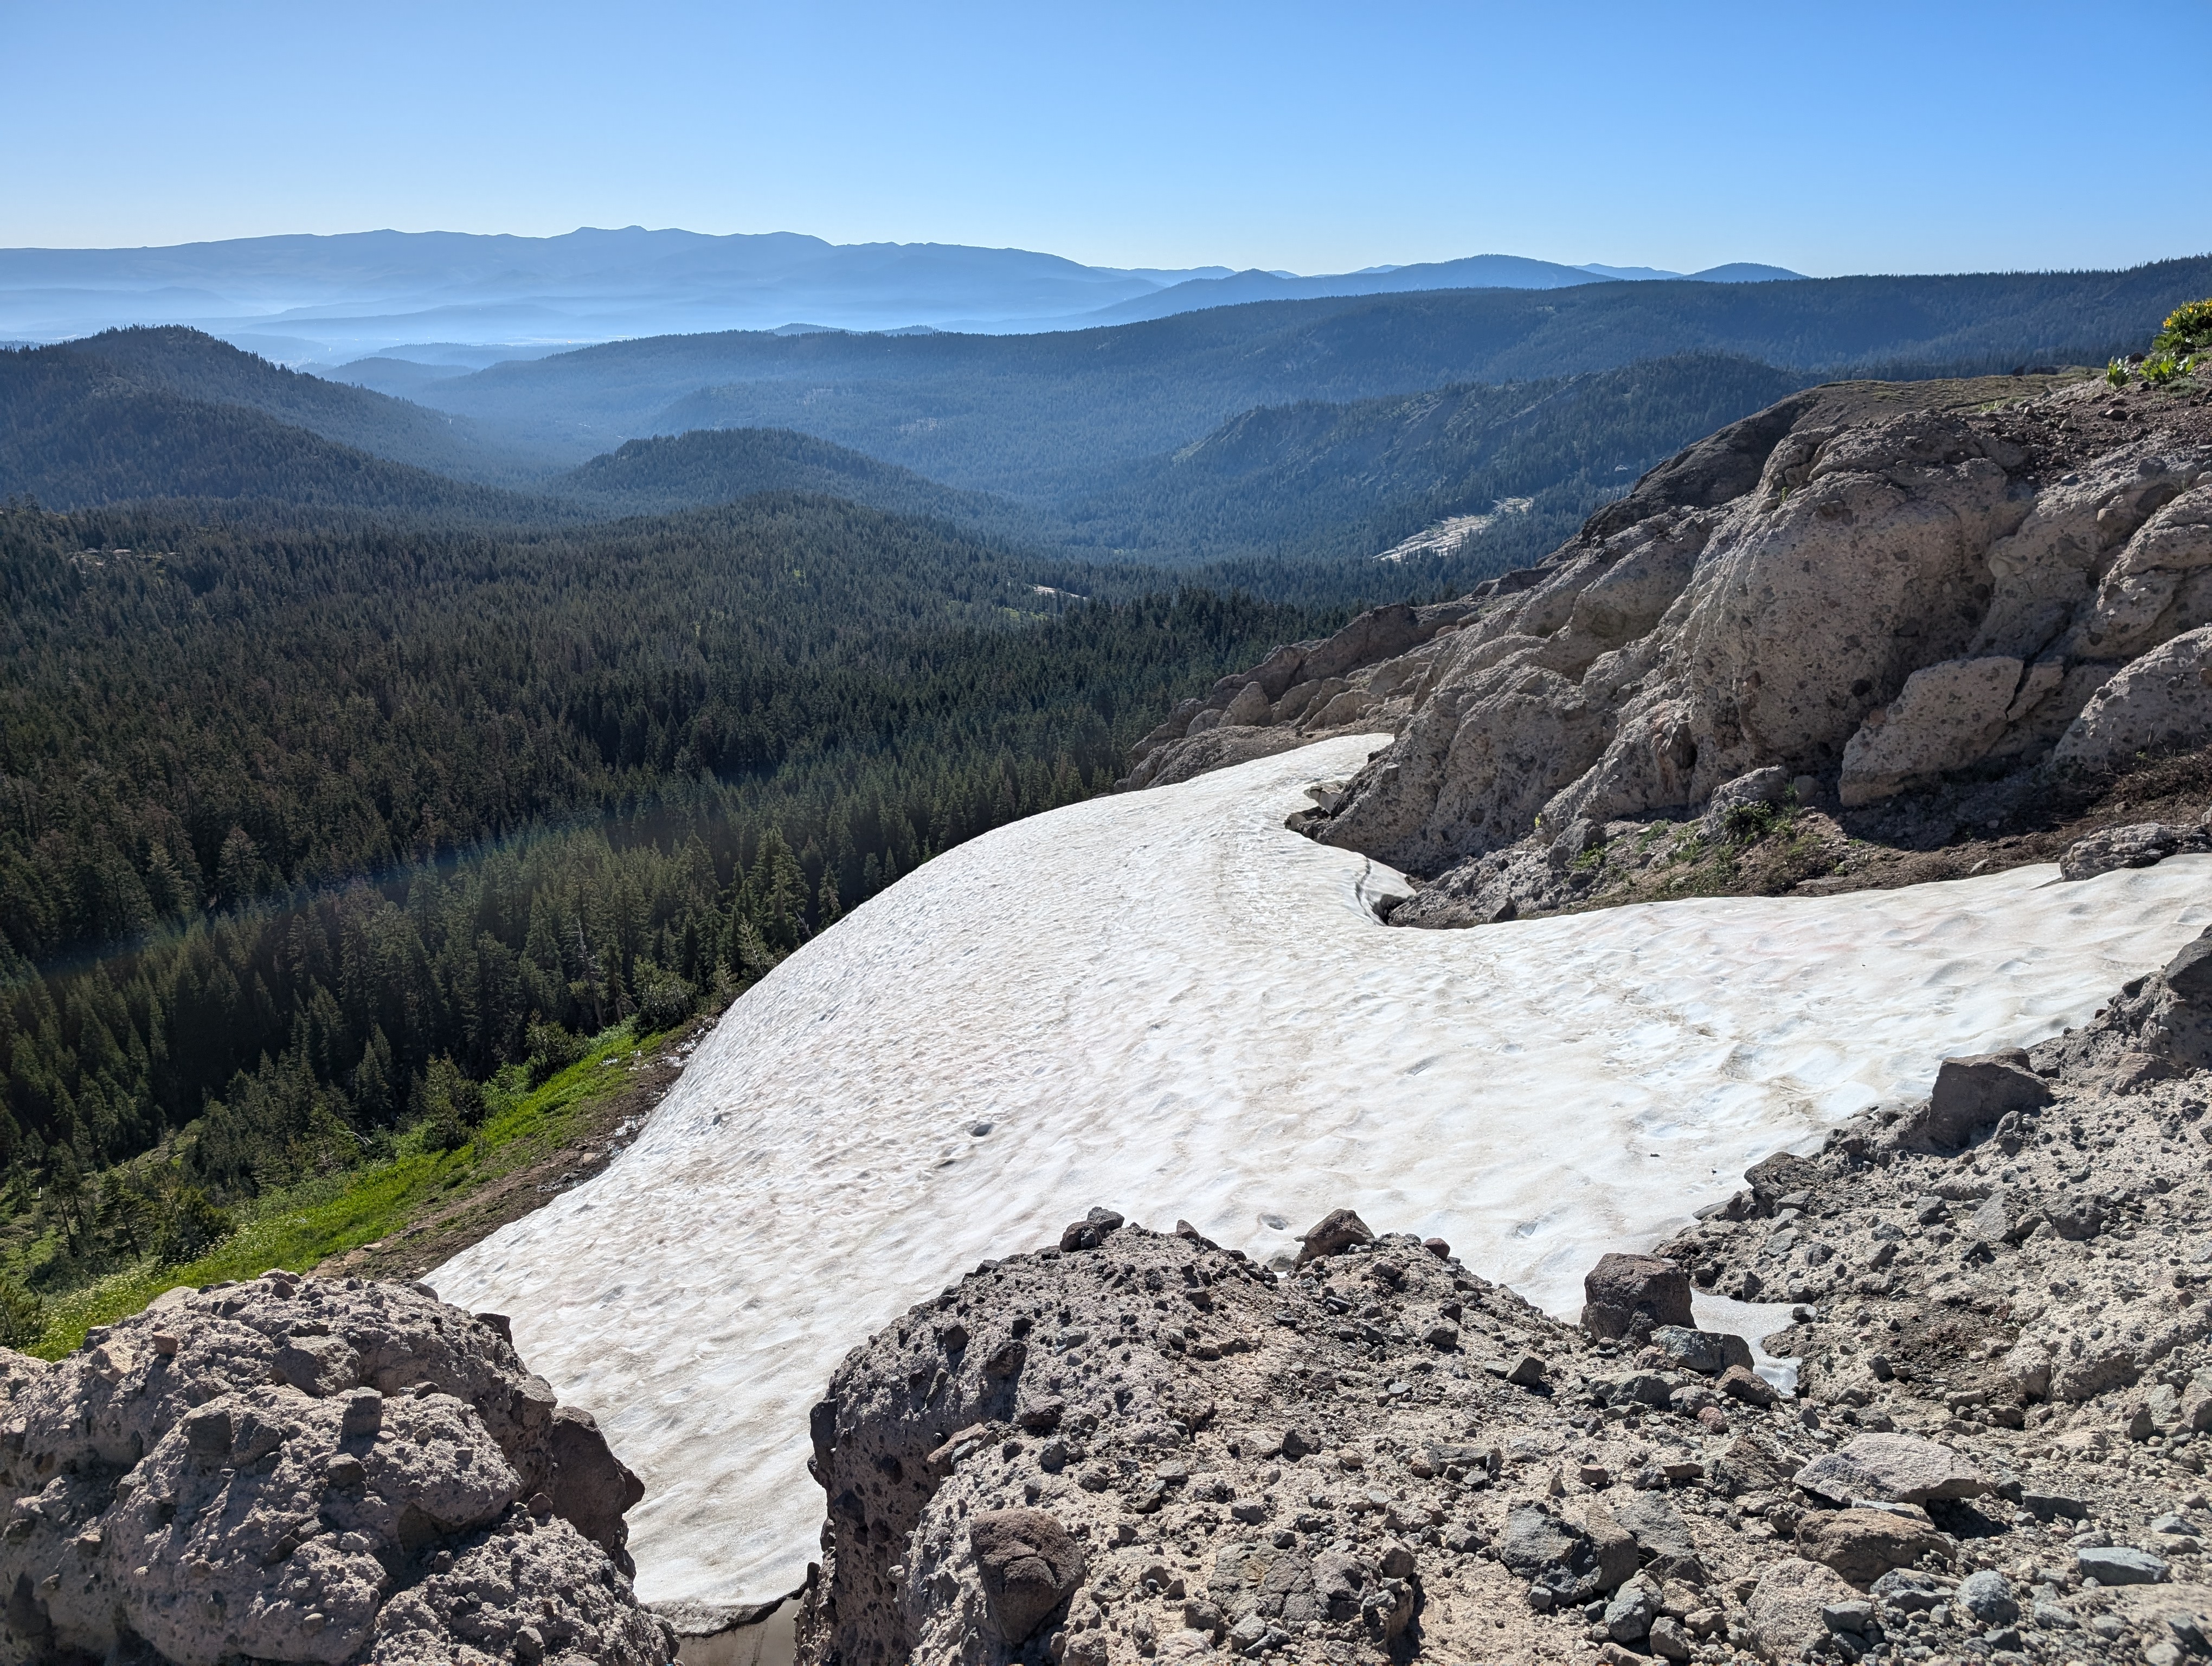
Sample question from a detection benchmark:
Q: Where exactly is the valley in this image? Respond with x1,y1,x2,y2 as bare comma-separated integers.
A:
3,246,2212,1665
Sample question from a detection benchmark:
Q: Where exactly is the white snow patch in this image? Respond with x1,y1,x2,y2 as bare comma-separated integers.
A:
1691,1291,1805,1395
430,733,2212,1606
1374,498,1532,562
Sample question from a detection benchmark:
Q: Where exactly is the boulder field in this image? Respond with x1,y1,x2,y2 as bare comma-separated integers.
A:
0,1277,670,1665
1120,370,2212,925
793,927,2212,1665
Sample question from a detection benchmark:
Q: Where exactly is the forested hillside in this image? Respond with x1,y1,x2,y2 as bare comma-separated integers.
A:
409,258,2212,490
548,425,1045,540
0,494,1331,1310
44,328,550,482
1064,353,1813,563
0,342,554,516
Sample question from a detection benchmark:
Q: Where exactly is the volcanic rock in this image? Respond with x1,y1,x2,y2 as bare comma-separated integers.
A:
1792,1433,1995,1507
1581,1252,1693,1341
0,1274,665,1666
1796,1507,1950,1587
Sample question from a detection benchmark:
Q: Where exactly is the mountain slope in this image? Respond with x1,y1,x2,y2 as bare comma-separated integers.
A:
0,342,549,516
407,258,2212,496
548,426,1044,539
54,327,555,483
1062,353,1816,568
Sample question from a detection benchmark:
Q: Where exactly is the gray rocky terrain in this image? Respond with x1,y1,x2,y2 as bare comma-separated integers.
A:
1121,370,2212,932
0,1276,671,1666
793,919,2212,1666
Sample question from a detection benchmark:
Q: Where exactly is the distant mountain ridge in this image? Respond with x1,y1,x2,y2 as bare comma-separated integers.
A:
406,257,2212,495
1072,254,1805,328
0,226,1804,360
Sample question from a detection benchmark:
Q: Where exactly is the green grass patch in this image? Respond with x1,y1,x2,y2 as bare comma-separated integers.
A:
24,1021,664,1360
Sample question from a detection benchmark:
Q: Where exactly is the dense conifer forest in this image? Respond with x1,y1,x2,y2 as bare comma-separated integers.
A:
0,490,1335,1314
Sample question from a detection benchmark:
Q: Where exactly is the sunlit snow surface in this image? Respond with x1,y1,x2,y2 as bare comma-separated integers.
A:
432,735,2212,1604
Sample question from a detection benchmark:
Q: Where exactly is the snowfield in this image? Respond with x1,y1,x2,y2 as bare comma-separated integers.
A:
430,734,2212,1605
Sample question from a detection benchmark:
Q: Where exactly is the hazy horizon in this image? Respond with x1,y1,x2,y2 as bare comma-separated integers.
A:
5,2,2207,278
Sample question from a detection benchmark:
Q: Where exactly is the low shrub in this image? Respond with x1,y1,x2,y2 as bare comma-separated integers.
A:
634,971,698,1036
525,1019,588,1087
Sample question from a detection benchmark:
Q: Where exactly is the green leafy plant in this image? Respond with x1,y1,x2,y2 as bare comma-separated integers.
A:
151,1185,232,1266
417,1056,486,1155
2106,358,2130,388
2152,298,2212,358
1720,800,1787,843
525,1020,588,1087
634,970,698,1036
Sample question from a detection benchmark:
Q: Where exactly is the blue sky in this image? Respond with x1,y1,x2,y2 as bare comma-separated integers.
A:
4,0,2208,276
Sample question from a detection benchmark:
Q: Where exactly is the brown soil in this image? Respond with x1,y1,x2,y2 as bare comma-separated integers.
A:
318,1010,720,1283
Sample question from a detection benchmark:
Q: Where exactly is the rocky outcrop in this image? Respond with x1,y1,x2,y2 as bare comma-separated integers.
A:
0,1274,668,1666
793,911,2212,1664
1128,371,2212,902
1118,601,1480,791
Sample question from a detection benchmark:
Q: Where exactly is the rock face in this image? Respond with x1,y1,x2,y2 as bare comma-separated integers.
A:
792,1209,1690,1666
0,1274,667,1666
1126,374,2212,898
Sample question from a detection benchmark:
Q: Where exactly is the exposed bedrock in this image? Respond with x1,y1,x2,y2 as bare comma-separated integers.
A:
796,934,2212,1665
1124,376,2212,876
0,1275,667,1666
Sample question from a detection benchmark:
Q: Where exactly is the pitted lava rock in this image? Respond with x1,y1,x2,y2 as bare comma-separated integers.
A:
794,921,2212,1663
0,1274,668,1665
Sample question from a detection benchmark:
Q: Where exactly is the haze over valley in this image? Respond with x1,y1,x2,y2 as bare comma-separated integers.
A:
6,3,2212,1661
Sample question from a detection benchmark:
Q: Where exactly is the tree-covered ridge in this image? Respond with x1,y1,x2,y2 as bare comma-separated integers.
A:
0,492,1332,1303
0,342,560,517
1060,353,1814,562
0,491,1068,970
55,327,551,483
548,424,1047,540
415,257,2212,490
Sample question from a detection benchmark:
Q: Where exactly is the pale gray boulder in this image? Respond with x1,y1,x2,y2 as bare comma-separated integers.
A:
2055,623,2212,773
2060,819,2211,879
1221,681,1271,727
0,1273,665,1666
1742,1559,1859,1662
1838,655,2025,806
1700,766,1792,838
1792,1432,1994,1507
